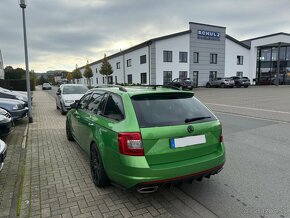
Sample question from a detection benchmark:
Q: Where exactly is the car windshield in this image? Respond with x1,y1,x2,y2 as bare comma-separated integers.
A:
62,86,88,94
43,83,50,86
131,93,216,127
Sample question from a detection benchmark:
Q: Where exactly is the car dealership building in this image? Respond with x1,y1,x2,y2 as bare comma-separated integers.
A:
78,22,290,87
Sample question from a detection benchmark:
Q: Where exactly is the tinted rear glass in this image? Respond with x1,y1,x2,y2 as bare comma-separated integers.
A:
63,86,88,94
131,93,216,127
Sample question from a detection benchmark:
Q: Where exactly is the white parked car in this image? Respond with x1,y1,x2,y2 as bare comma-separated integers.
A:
56,84,88,115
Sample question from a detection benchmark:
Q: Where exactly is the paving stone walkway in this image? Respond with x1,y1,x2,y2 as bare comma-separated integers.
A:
18,89,215,218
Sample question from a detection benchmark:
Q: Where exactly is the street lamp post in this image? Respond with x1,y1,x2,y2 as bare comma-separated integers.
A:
19,0,33,123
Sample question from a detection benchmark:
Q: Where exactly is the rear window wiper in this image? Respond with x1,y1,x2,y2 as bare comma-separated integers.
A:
185,116,211,123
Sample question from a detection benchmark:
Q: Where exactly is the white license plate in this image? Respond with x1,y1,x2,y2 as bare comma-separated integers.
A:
170,135,206,148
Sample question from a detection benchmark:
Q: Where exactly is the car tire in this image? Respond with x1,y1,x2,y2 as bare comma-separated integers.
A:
66,119,74,141
236,83,241,88
90,143,110,187
229,86,234,88
60,104,66,115
206,83,211,88
244,85,249,88
220,83,225,88
56,103,59,110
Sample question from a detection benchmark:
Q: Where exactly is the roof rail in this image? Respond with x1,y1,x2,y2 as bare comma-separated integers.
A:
95,85,127,92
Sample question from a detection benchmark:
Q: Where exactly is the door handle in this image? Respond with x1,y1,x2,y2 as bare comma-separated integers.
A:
88,123,94,126
75,115,80,119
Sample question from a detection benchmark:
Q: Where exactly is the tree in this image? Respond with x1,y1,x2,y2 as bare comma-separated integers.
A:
4,66,26,79
66,72,73,83
83,60,93,87
37,74,48,85
99,54,113,84
72,65,82,84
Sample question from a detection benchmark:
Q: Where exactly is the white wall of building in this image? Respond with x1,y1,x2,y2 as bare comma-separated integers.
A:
225,38,250,79
155,34,190,84
80,46,150,86
123,47,149,84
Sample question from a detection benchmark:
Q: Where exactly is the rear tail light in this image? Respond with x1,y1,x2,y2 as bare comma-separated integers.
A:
118,132,144,156
220,135,224,143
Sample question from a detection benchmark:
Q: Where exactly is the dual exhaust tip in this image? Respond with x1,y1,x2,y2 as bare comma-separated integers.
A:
137,186,159,194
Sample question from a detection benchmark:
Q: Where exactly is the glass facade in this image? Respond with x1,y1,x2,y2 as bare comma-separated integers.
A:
257,45,290,85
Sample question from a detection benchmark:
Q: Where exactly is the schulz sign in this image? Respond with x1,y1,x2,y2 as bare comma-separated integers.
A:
197,30,221,41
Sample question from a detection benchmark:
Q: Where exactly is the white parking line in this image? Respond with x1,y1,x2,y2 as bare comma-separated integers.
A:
215,111,290,124
205,102,290,115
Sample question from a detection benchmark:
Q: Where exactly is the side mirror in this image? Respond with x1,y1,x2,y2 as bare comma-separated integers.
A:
70,100,79,109
56,91,61,95
70,102,76,109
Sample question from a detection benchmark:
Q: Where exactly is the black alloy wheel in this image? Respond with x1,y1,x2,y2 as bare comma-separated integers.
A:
220,83,225,88
90,144,110,187
206,83,211,88
236,82,241,88
66,119,74,141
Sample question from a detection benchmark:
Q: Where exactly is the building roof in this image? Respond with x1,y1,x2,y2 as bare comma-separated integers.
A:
226,35,251,49
189,22,226,29
241,32,290,42
80,30,190,70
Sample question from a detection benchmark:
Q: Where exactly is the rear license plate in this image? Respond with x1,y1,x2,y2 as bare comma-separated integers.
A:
170,135,206,148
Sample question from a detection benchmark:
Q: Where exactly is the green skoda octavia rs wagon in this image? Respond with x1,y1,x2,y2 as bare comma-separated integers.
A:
66,86,225,193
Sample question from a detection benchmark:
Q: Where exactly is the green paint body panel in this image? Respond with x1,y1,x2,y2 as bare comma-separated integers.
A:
67,87,226,189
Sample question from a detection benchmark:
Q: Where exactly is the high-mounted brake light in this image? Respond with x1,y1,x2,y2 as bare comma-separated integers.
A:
118,132,144,156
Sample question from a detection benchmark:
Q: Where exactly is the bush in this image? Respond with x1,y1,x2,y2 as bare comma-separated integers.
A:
0,79,35,91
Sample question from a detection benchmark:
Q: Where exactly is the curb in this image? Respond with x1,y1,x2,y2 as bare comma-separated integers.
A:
9,122,29,218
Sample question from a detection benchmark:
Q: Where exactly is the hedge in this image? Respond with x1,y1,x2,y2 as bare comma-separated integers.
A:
0,79,35,91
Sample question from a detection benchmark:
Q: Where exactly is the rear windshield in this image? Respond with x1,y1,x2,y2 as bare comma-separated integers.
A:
63,86,88,94
131,93,216,128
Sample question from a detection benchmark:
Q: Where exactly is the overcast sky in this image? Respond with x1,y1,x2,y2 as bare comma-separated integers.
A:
1,0,290,73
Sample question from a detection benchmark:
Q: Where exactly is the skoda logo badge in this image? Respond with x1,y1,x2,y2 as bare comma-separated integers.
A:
187,125,194,133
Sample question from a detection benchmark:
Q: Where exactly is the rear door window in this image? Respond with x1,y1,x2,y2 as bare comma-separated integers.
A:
102,94,125,121
131,93,216,127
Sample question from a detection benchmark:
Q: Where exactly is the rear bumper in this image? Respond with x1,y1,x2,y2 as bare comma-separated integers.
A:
108,143,225,189
0,121,12,137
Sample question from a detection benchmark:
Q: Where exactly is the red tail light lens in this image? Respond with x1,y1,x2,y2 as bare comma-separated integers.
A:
118,132,144,156
220,135,224,143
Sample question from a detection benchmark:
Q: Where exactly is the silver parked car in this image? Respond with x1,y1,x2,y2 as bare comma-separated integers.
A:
0,139,7,171
230,76,250,88
206,77,235,88
0,98,28,121
56,84,88,115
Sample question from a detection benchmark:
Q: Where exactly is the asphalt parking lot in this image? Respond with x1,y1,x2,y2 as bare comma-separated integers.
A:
1,85,290,218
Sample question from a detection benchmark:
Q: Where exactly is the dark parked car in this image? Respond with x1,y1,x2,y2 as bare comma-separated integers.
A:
0,108,13,138
0,139,7,171
0,87,28,106
230,76,250,88
167,78,195,89
42,83,52,90
206,77,235,88
0,98,28,121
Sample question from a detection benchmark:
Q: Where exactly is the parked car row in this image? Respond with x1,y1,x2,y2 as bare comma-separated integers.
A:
0,86,30,138
206,76,250,88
